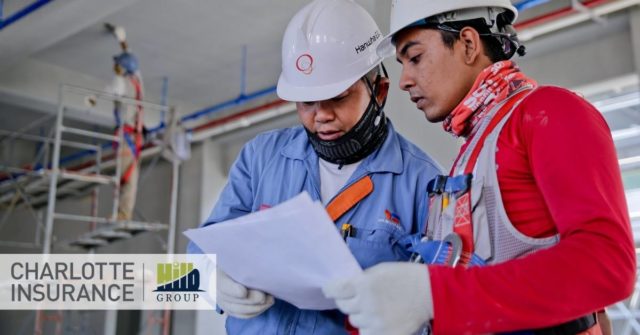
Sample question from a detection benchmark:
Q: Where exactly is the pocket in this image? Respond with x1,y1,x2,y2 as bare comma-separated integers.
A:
346,222,411,269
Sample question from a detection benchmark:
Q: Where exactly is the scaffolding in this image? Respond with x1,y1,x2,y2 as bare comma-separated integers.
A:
0,84,181,335
0,84,179,250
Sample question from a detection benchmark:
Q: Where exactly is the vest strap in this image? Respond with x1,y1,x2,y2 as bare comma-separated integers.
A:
326,175,374,222
453,89,534,266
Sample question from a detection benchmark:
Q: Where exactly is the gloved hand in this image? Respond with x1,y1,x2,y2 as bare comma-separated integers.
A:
322,262,433,335
216,269,275,319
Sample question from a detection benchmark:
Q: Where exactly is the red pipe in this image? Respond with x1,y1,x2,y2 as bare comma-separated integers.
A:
515,0,612,30
192,99,289,133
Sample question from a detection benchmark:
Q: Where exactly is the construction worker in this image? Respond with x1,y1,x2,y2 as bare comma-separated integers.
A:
187,0,442,333
323,1,635,334
105,24,145,221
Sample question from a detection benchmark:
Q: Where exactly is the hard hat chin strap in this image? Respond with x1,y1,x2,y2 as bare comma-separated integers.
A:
435,22,526,58
362,63,389,115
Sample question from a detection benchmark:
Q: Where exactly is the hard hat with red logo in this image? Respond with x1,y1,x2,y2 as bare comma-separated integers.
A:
277,0,384,102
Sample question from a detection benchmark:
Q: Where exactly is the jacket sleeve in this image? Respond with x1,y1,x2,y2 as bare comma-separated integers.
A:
428,87,636,334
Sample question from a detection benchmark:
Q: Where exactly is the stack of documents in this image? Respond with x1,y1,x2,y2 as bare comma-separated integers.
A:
183,192,362,310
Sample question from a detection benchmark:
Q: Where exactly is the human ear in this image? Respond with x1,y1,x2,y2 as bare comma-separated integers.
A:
459,27,482,65
376,77,390,105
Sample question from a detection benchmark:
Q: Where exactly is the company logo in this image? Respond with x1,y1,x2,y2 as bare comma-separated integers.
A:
355,31,381,55
0,254,214,310
296,54,314,75
154,262,202,303
381,209,400,225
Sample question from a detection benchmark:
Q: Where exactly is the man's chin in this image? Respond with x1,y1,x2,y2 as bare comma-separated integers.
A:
423,110,448,123
317,132,343,141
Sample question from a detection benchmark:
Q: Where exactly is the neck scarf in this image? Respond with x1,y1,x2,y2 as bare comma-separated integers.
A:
443,61,537,137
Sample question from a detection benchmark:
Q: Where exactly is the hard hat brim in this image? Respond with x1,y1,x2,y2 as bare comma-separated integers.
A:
377,37,396,60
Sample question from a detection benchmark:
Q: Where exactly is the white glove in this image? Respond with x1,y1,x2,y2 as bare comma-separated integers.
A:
216,269,275,319
322,262,433,335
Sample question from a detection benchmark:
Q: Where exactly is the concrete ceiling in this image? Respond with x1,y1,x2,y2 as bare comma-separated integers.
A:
5,0,379,112
0,0,637,128
5,0,574,117
31,0,300,109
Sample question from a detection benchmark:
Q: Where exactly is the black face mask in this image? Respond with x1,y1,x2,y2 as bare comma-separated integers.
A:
306,66,389,166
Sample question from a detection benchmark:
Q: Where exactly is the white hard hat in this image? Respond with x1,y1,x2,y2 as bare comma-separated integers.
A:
377,0,518,58
277,0,384,102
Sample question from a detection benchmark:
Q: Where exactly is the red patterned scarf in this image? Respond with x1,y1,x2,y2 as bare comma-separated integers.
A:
443,60,537,137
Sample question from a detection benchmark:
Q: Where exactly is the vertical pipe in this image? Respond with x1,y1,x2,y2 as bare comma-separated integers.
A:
161,76,169,125
240,45,247,97
43,85,64,254
37,127,44,166
43,134,51,172
96,146,103,173
167,159,179,254
92,135,101,230
90,188,98,231
54,311,62,335
104,310,117,335
94,145,102,228
0,0,4,20
111,122,124,221
34,311,43,335
34,210,42,246
162,309,171,335
97,247,119,335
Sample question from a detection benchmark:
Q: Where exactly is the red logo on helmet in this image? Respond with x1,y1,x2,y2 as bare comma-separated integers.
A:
296,54,313,75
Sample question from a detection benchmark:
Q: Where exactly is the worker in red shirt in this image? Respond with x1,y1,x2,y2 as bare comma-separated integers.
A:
322,1,635,334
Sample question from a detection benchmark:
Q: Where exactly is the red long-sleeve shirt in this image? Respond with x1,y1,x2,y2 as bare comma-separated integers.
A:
429,86,636,334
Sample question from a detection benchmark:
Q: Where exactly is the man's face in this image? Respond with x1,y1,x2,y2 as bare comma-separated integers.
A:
297,79,381,141
394,27,474,122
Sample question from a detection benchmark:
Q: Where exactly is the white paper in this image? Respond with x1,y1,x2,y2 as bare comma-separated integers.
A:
183,192,362,310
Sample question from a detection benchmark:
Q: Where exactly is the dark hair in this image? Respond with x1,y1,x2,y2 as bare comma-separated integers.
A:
434,18,509,62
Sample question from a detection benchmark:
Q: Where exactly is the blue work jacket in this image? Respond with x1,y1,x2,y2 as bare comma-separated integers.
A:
189,123,442,334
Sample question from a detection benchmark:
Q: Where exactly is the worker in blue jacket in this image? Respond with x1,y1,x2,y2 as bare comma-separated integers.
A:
188,0,442,334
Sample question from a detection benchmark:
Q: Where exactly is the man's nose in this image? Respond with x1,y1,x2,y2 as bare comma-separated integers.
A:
399,66,415,91
314,103,335,123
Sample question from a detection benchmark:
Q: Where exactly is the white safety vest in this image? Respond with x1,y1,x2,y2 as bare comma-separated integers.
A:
426,88,559,265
